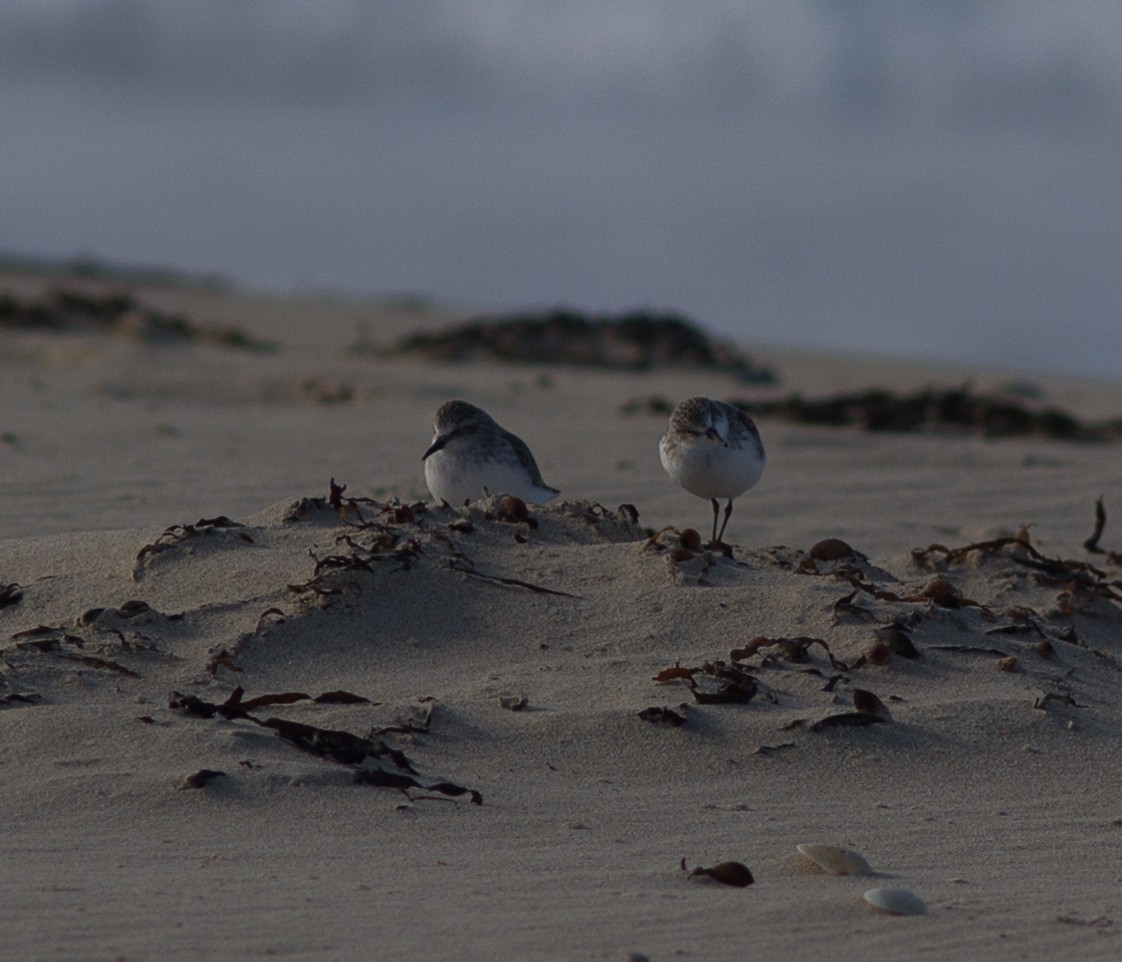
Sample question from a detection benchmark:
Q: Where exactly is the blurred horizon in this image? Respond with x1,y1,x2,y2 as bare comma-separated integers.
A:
2,1,1120,381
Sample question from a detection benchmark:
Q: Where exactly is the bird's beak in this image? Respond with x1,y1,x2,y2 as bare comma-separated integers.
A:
705,427,728,448
422,436,446,460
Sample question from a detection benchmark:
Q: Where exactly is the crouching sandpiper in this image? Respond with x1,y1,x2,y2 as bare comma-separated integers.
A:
423,400,560,506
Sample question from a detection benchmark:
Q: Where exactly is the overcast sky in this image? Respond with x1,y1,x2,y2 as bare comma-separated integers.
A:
2,1,1121,380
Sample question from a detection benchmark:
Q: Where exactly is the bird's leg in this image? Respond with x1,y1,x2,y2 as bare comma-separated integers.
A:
709,498,720,544
715,499,734,543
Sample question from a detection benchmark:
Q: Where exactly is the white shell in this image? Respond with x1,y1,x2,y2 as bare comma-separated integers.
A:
863,886,927,916
796,843,874,877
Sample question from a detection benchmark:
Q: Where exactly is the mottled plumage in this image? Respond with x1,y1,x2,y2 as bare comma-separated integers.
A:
659,396,765,544
422,400,559,505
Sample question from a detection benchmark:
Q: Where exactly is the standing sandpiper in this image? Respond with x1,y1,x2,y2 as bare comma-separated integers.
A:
659,396,765,545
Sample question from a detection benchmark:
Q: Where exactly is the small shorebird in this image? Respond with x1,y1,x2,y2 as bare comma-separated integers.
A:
659,396,766,545
422,400,560,506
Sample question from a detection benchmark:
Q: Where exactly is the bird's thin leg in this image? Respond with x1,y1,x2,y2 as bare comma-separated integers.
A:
716,499,734,543
709,498,720,544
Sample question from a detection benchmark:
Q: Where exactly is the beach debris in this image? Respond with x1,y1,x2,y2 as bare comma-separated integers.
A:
642,524,719,569
753,742,797,756
0,285,270,348
929,644,1010,657
1082,496,1109,554
863,886,927,915
652,660,758,704
447,560,579,598
731,384,1120,441
0,582,23,610
379,308,774,381
912,537,1122,605
1055,914,1115,928
0,692,42,707
76,599,166,627
494,495,530,524
350,767,482,803
852,688,892,720
205,648,244,676
997,655,1018,672
671,528,703,556
133,516,252,580
316,690,373,705
4,625,143,676
810,712,886,732
731,635,851,670
1034,690,1086,711
168,687,480,803
181,769,227,790
796,843,874,877
809,538,863,562
874,627,921,660
638,706,688,727
499,694,528,711
916,576,984,610
681,858,755,887
329,477,347,511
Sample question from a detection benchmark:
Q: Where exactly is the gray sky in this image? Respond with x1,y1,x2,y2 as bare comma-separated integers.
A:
3,1,1121,380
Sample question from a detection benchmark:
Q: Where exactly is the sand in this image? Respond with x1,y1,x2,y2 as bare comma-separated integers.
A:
2,272,1121,961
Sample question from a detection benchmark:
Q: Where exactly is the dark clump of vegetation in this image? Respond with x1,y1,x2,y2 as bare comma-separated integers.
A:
377,307,775,383
0,286,272,350
0,250,231,291
730,385,1122,441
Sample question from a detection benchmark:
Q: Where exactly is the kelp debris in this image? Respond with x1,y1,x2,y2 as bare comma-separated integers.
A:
447,560,580,598
0,583,23,610
77,599,173,627
1084,496,1109,554
352,768,482,804
731,636,853,672
378,308,774,382
852,688,892,720
638,706,688,727
928,644,1010,657
653,661,758,704
561,500,642,534
133,516,251,580
730,385,1120,440
315,690,372,705
1034,690,1087,711
810,712,886,732
912,536,1122,604
168,687,479,803
181,769,227,790
681,858,755,887
808,538,863,562
874,628,921,660
753,742,797,756
4,625,141,676
0,692,42,707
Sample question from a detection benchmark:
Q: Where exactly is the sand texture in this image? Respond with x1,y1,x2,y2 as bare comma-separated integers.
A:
2,273,1122,961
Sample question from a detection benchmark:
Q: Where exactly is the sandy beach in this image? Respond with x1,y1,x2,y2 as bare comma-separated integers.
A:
2,271,1121,961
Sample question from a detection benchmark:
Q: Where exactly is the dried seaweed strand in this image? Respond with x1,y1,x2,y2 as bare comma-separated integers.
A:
447,561,580,598
1083,496,1108,554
